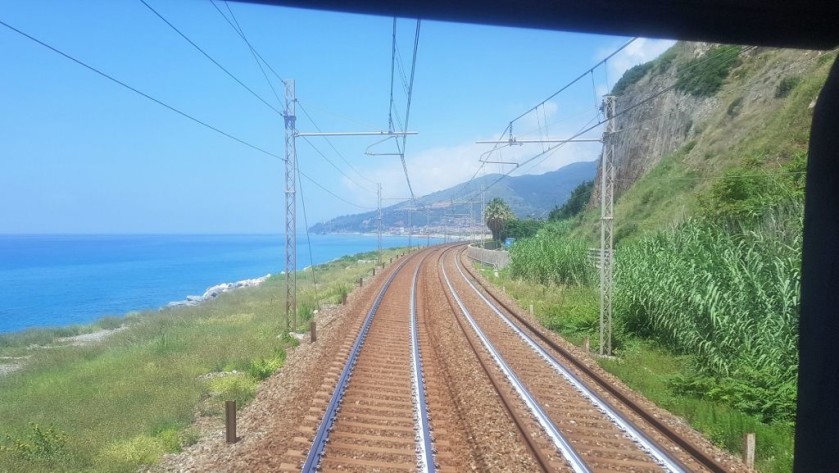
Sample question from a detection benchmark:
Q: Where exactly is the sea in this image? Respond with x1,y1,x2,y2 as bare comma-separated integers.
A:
0,234,440,334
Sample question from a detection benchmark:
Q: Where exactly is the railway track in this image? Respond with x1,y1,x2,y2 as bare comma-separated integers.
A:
446,245,730,472
279,243,732,472
280,247,459,472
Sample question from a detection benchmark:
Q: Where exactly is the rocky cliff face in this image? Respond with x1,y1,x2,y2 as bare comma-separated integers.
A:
590,42,826,207
591,42,718,202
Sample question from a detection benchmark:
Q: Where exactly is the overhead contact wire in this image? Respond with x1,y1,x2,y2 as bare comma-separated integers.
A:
139,0,283,116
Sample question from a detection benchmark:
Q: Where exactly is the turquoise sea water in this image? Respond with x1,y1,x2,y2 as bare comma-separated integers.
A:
0,234,437,333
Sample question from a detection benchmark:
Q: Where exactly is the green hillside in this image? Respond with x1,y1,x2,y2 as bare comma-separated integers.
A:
310,160,596,233
495,44,838,472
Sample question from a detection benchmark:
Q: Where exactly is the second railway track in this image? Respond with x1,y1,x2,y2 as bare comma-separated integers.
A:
278,243,734,472
447,245,731,472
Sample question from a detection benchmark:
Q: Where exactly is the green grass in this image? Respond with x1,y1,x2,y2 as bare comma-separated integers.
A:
0,248,402,472
600,340,794,473
489,267,794,472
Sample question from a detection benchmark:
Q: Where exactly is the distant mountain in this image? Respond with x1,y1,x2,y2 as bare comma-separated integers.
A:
310,160,597,234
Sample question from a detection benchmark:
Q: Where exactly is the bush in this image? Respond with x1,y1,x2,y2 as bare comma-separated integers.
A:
505,218,543,239
699,158,804,222
549,180,593,221
612,62,654,95
676,45,742,96
247,348,286,381
0,423,68,462
207,374,258,405
775,76,801,98
727,96,744,116
96,434,167,471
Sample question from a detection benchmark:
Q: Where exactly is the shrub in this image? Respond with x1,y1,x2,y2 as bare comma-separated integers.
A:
505,218,543,239
775,76,801,98
727,96,744,116
0,423,68,462
207,374,258,405
247,348,286,381
676,45,742,96
96,434,167,471
549,180,593,221
613,62,654,95
699,158,804,222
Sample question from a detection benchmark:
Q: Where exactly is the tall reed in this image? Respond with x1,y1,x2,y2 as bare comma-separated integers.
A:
508,222,595,286
615,206,801,421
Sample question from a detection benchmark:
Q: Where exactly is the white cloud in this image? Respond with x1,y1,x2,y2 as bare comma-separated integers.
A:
353,129,601,203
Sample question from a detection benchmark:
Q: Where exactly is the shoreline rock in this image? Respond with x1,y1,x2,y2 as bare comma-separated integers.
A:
166,274,271,309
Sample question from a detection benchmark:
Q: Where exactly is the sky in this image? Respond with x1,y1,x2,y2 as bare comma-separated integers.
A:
0,0,675,234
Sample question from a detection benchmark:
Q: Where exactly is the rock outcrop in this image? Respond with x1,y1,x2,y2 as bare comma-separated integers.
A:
167,274,271,308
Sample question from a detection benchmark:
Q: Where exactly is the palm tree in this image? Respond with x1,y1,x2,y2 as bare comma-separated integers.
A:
484,197,514,242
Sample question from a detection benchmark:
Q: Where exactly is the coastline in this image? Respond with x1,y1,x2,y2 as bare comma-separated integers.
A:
165,274,272,309
0,273,273,377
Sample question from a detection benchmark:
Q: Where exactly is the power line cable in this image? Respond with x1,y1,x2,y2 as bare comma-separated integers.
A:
298,169,376,210
207,0,286,85
466,44,759,202
138,0,283,116
299,135,376,193
0,18,283,161
447,41,638,206
297,102,378,189
394,19,421,200
0,18,381,216
387,17,397,132
209,0,282,105
509,37,637,125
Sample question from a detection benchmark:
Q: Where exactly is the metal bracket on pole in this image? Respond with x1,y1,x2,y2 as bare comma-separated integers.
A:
599,95,616,356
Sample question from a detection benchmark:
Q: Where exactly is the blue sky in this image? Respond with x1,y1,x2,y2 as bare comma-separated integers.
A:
0,0,674,233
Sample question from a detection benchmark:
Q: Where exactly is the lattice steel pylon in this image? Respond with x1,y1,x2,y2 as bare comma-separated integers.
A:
599,95,616,356
283,80,297,333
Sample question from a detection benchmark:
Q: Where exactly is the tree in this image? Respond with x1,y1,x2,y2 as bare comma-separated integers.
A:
484,197,514,241
505,218,543,239
549,180,593,221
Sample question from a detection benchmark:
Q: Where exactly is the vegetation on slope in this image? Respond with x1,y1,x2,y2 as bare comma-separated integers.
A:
494,45,837,472
549,180,593,221
0,250,397,472
676,45,743,96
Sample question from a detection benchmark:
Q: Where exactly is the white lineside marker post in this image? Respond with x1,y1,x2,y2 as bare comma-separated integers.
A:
743,433,756,470
529,304,534,316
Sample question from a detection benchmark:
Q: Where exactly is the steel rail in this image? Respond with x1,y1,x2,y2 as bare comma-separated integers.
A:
452,253,687,472
457,247,729,473
410,251,436,472
440,250,591,473
301,252,418,472
435,247,555,472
